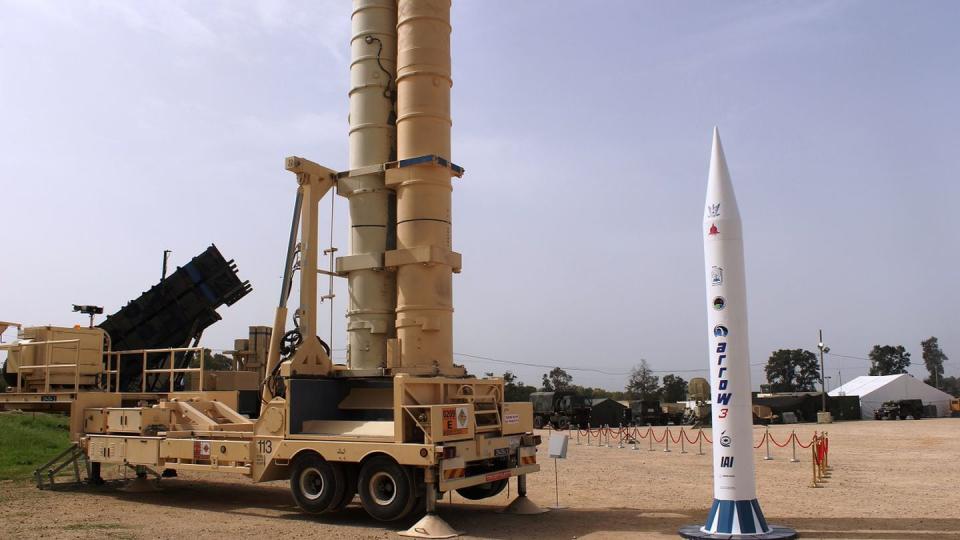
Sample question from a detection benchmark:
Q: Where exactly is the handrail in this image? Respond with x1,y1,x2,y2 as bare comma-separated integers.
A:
103,346,205,393
6,339,82,393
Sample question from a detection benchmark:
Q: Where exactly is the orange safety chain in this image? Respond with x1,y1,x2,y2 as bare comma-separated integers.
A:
567,424,826,464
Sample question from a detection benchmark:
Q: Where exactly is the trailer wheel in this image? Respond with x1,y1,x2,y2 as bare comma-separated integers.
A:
328,464,358,512
556,417,570,430
290,453,345,514
358,456,417,522
533,416,544,429
456,478,507,500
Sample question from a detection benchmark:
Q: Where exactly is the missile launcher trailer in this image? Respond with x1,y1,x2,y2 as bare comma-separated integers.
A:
79,376,540,522
0,1,543,534
71,0,544,534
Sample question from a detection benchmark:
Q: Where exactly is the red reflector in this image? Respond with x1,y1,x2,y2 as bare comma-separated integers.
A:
485,471,511,482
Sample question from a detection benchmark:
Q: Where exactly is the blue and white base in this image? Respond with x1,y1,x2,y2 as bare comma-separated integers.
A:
702,499,769,535
678,498,797,539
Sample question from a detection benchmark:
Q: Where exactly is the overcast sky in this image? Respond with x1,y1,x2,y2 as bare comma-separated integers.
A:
2,1,957,391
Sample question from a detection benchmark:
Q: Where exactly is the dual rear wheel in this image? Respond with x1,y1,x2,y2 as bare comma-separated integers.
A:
289,453,420,522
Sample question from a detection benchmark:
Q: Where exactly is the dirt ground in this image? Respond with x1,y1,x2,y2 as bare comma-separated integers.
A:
1,418,957,540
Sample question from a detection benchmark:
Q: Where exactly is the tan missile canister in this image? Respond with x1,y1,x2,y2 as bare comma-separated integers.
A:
337,0,399,370
387,0,461,374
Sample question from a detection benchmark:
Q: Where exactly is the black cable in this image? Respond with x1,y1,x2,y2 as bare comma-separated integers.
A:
364,35,395,102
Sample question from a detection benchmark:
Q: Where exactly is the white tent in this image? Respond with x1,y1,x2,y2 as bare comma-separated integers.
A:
829,374,954,419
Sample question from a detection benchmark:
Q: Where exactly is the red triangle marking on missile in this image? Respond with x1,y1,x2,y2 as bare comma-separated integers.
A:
708,224,719,235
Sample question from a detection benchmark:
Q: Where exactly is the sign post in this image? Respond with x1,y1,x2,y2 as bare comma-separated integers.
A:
548,432,569,510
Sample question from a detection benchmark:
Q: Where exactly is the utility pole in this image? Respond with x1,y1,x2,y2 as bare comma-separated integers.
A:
817,329,830,413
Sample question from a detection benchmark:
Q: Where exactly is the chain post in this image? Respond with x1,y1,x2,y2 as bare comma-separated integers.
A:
790,429,799,463
763,424,773,460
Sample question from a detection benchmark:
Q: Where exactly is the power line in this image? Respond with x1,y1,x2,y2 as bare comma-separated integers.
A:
453,352,767,376
826,352,872,363
453,352,632,375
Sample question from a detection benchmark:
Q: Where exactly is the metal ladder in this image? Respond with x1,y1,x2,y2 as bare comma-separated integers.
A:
452,386,503,433
34,443,88,489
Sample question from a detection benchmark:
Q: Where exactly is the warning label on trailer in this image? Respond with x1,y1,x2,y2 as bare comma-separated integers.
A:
442,406,469,436
193,440,211,460
504,414,520,425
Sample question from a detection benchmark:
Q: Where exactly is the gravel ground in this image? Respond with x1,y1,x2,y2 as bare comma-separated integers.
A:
1,418,957,539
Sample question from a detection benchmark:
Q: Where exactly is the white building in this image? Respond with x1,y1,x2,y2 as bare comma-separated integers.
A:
829,374,954,418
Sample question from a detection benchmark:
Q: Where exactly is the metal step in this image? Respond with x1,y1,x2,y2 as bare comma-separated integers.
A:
34,443,88,489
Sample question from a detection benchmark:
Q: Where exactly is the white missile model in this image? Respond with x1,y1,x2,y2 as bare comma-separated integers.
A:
680,128,795,539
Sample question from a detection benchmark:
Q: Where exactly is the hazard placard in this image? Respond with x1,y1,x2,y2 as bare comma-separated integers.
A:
193,440,212,459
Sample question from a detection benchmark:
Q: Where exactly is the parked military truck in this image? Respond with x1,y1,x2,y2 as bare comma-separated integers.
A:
629,400,665,425
530,391,590,429
874,399,925,420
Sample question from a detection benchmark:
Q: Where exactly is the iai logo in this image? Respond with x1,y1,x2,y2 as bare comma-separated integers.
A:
713,325,728,337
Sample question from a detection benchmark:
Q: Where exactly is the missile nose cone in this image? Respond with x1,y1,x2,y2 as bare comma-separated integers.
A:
704,127,740,225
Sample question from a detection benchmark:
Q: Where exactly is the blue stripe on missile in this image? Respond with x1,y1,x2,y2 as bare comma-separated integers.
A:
751,498,769,532
706,498,770,534
736,500,756,533
704,499,720,531
718,500,735,533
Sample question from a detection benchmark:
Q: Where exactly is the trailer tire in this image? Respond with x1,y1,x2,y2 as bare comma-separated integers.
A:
290,453,344,514
328,464,358,512
358,456,417,522
533,416,544,429
455,478,507,500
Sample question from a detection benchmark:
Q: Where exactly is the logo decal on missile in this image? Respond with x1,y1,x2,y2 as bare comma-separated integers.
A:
720,432,731,447
712,297,726,310
708,224,719,235
707,203,720,217
711,266,723,286
713,325,728,337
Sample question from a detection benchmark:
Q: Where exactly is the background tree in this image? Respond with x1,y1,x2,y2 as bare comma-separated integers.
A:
501,371,537,402
939,376,960,398
868,345,911,376
189,349,233,371
626,359,660,399
660,374,688,402
764,349,820,392
540,367,573,392
921,336,948,388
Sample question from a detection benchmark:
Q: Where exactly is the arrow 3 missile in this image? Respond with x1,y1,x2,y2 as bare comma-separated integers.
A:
680,128,797,540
